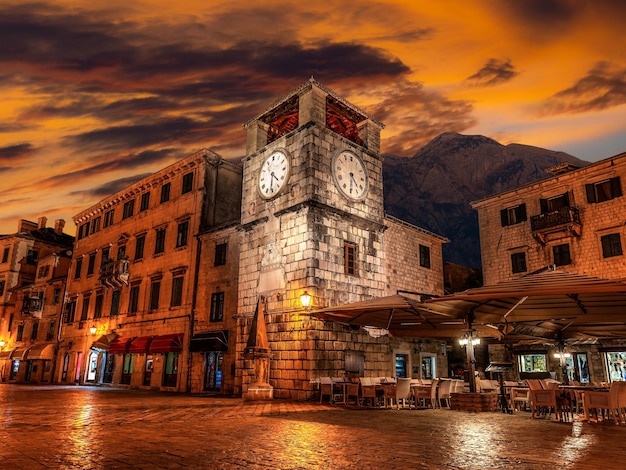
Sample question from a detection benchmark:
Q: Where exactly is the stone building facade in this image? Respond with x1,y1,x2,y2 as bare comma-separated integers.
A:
56,150,242,392
236,79,448,399
0,217,74,383
472,153,626,384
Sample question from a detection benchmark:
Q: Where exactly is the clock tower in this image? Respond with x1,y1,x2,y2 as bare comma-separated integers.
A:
238,78,386,398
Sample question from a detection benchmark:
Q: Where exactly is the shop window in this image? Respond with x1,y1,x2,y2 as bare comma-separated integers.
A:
419,244,431,269
500,203,527,226
176,221,189,248
149,281,161,310
170,276,184,307
586,177,622,203
395,353,408,378
103,209,115,228
160,182,171,203
132,234,144,260
182,172,194,194
517,353,547,373
122,199,135,219
154,228,166,254
110,290,121,317
539,192,570,213
163,352,179,387
140,192,150,212
601,233,623,258
511,252,527,274
214,243,227,266
210,292,224,322
604,351,626,382
553,243,571,266
344,242,357,276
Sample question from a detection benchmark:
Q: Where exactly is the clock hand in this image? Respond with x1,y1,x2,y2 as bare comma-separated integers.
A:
350,173,357,193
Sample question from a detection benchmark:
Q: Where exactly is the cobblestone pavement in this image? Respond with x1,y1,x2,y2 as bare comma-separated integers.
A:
1,384,625,469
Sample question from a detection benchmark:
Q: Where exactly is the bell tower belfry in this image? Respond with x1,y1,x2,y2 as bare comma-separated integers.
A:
237,78,387,399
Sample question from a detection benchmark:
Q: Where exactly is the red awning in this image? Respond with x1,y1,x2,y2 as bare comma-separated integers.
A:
128,336,154,354
108,337,133,355
149,333,183,353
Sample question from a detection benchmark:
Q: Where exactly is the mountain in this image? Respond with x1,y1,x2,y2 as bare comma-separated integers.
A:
382,132,590,267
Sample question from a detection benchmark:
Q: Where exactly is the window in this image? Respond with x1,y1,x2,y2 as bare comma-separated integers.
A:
2,247,9,263
27,249,38,265
110,290,121,317
140,192,150,212
160,182,171,203
176,221,189,248
210,292,224,322
154,228,166,254
16,324,24,342
103,209,115,228
500,203,527,227
80,297,90,321
122,199,135,219
78,222,89,240
0,280,5,296
171,276,184,307
8,313,13,332
344,242,357,276
74,258,83,279
117,245,126,260
419,245,431,269
553,243,571,266
53,288,61,304
128,284,140,315
601,233,623,258
346,351,365,376
91,216,101,234
101,248,110,264
586,177,622,203
511,252,527,274
94,294,103,319
64,300,77,323
46,321,55,341
37,265,50,278
517,353,547,373
214,243,227,266
149,280,161,310
540,192,570,213
182,172,194,194
87,253,96,275
135,234,145,260
30,322,39,341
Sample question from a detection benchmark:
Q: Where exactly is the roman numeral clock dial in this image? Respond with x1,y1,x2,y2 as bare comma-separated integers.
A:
332,149,369,200
258,150,290,199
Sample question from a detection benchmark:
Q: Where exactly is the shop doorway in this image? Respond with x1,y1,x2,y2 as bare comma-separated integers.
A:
121,354,133,385
86,351,98,382
103,354,114,383
203,351,222,391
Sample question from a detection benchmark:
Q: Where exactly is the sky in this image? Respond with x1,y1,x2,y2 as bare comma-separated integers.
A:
1,0,626,235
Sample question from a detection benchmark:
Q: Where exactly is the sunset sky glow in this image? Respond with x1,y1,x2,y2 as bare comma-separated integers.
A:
1,0,625,235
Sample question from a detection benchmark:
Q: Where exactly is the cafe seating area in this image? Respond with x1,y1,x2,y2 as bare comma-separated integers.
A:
314,375,626,424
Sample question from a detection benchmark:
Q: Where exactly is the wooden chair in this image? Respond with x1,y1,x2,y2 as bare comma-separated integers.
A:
345,382,360,405
415,378,440,408
530,388,563,421
584,381,621,424
319,377,333,404
510,387,530,411
360,378,380,407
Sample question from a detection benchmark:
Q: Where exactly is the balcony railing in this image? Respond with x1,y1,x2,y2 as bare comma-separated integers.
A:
21,296,43,318
530,206,581,231
99,259,130,288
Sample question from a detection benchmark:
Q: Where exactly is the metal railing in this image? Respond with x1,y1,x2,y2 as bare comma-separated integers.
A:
530,206,581,232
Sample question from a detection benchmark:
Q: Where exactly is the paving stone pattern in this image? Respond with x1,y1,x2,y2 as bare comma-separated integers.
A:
1,385,625,469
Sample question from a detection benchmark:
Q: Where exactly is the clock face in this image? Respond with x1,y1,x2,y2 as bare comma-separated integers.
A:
258,150,290,199
332,150,369,200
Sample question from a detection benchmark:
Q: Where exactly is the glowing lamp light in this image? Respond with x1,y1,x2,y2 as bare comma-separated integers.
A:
300,291,312,309
459,337,480,346
89,325,97,335
0,339,5,348
554,352,572,359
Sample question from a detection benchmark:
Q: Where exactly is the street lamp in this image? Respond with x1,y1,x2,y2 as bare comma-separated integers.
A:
300,291,312,310
89,325,97,335
0,339,5,348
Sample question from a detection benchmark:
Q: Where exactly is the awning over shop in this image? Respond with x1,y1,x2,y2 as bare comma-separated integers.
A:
92,333,118,351
129,336,154,354
108,337,134,355
12,346,30,360
26,343,55,360
149,333,183,353
190,330,229,352
0,348,16,360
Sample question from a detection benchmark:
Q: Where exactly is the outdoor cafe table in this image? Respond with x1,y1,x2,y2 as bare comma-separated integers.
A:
558,384,609,422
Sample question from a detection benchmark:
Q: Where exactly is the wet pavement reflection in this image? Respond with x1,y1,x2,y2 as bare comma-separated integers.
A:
1,384,625,469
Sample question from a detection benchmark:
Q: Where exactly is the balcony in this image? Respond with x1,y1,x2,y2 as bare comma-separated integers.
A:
99,259,130,289
21,296,43,319
530,206,581,244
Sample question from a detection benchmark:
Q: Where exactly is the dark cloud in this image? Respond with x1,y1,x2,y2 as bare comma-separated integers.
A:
0,143,36,163
466,58,518,86
540,62,626,115
372,28,435,43
73,174,155,198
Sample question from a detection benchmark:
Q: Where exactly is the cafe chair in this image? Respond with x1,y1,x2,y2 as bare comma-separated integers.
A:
416,378,440,409
345,382,360,405
437,379,453,408
319,377,333,404
395,378,413,409
510,387,530,411
530,388,564,421
584,381,621,424
359,377,381,407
